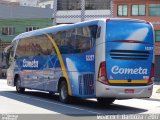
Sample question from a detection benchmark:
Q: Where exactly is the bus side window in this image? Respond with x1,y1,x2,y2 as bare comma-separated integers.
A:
50,25,98,55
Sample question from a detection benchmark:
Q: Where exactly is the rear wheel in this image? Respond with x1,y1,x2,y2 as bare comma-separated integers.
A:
59,80,70,103
97,98,115,106
16,77,25,93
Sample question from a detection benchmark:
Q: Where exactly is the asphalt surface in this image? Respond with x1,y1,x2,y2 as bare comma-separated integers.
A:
0,80,160,120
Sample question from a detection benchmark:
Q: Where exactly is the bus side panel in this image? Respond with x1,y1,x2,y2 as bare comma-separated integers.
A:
15,48,96,98
64,48,96,97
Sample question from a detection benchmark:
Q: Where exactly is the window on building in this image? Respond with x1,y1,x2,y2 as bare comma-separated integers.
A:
57,0,111,10
57,0,81,10
155,30,160,42
1,27,15,35
131,4,145,16
26,27,39,32
149,4,160,16
85,0,111,10
118,5,128,16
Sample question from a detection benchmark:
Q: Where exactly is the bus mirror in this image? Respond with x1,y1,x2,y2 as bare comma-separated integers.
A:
15,55,18,60
4,45,12,67
6,51,10,67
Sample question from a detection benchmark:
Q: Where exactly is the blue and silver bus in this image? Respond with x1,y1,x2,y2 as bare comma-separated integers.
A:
6,18,154,104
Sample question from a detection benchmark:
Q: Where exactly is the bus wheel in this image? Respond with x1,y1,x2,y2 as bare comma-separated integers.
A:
59,80,70,103
16,77,25,93
97,98,115,106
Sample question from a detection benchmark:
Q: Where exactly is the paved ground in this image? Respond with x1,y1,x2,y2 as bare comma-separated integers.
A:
0,79,160,120
151,84,160,100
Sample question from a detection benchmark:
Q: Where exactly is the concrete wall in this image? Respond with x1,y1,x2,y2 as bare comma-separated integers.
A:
0,4,53,19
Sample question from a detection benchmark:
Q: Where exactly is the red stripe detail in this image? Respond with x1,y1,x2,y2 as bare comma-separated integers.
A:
112,40,149,44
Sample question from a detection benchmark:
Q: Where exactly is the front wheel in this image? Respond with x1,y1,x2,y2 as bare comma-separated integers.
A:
97,98,115,106
16,77,25,93
59,80,70,103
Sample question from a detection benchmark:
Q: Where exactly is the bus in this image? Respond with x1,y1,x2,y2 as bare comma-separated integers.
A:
5,18,154,105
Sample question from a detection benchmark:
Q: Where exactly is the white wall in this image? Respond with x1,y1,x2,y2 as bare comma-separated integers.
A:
38,0,53,9
19,0,38,7
2,0,19,2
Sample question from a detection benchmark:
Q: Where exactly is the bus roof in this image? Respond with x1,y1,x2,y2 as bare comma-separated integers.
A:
12,18,147,42
13,19,100,41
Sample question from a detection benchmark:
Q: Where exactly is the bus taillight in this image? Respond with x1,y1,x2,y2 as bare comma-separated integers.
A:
148,63,154,85
98,61,109,84
106,18,110,22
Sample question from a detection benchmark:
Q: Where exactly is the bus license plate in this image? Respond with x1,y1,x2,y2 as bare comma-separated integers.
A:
125,89,134,93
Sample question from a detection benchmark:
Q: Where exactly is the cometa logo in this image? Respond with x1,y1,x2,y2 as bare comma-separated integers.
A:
111,66,148,75
23,59,39,68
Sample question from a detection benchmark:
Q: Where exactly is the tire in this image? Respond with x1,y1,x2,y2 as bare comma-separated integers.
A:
16,77,25,93
97,98,115,106
59,80,70,103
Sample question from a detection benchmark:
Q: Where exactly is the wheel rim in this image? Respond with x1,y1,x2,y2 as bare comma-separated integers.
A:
61,84,67,100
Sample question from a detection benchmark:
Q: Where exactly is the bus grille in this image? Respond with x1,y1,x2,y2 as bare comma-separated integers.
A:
79,74,94,96
110,50,149,60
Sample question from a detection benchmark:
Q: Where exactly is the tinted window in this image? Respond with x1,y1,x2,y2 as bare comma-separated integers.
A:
16,38,35,57
16,35,55,58
85,0,111,10
57,0,111,10
57,0,81,10
32,35,55,56
51,25,98,54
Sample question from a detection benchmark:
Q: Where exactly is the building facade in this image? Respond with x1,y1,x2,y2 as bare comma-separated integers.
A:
2,0,19,2
113,0,160,81
19,0,54,9
19,0,39,7
0,4,53,52
38,0,54,9
0,0,19,6
53,0,113,24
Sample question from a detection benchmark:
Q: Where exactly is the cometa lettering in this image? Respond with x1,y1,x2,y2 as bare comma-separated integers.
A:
111,66,148,75
23,59,39,68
